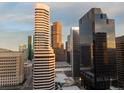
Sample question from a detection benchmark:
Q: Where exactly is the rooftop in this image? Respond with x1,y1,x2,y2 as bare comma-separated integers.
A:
35,3,50,11
62,86,80,90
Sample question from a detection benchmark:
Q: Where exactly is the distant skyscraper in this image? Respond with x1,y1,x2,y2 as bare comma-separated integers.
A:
28,36,33,60
19,44,27,63
70,27,80,79
51,21,63,49
19,44,26,52
33,3,55,90
66,35,71,64
116,36,124,88
51,21,65,62
79,8,116,89
0,48,24,87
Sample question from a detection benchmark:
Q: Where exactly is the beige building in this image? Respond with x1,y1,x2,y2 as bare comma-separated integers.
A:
19,44,28,63
33,3,55,90
0,48,24,87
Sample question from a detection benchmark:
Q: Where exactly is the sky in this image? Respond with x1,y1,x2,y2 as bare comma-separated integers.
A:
0,2,124,50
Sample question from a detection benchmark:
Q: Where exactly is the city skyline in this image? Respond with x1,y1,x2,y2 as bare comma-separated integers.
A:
0,2,124,50
0,2,123,90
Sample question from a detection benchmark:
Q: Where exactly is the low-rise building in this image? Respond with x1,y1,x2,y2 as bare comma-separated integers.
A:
0,48,24,87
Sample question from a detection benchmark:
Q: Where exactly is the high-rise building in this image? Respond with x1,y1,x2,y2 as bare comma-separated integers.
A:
79,8,116,89
28,36,33,61
93,32,110,89
51,21,65,62
51,21,63,49
116,36,124,88
0,48,24,87
33,3,55,90
66,35,71,64
70,27,80,79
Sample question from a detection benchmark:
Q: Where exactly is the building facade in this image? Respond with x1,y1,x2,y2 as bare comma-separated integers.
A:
0,48,24,87
19,44,28,63
66,35,71,64
51,21,63,49
28,36,33,61
93,32,110,89
116,36,124,88
33,3,55,90
70,27,80,78
51,21,65,62
79,8,116,89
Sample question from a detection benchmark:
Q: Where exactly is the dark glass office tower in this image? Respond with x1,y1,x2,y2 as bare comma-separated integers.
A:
116,36,124,89
93,32,110,89
79,8,116,89
28,36,33,61
66,35,71,64
70,27,80,79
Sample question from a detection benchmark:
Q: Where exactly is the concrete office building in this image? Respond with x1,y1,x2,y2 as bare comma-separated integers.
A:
51,21,65,62
0,48,24,87
79,8,116,89
70,27,80,79
33,3,55,90
116,36,124,88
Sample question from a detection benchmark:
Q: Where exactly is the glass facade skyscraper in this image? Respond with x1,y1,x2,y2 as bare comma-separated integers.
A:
28,36,33,61
79,8,117,89
70,27,80,79
116,36,124,89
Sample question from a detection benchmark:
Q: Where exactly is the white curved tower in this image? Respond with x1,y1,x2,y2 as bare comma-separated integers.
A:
33,3,55,90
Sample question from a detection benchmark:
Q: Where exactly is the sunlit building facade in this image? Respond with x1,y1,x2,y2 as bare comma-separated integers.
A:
51,21,63,49
0,48,24,87
79,8,116,89
33,3,55,90
51,21,65,62
19,44,28,63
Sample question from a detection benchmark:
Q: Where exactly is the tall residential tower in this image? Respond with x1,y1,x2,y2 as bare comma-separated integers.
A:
33,3,55,90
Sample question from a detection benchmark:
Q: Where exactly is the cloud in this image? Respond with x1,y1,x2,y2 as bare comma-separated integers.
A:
0,2,124,50
0,31,33,51
47,2,124,40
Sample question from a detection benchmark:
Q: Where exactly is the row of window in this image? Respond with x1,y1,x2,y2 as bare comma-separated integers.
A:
0,69,16,71
0,60,16,63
